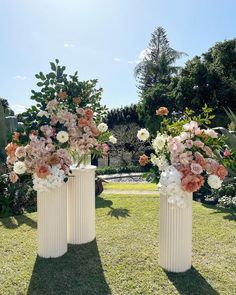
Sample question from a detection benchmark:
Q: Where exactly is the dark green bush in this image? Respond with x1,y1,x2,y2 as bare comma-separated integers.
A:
0,174,36,216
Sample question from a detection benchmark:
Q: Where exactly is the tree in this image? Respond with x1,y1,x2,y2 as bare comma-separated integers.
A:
20,60,108,132
0,98,14,116
135,27,185,92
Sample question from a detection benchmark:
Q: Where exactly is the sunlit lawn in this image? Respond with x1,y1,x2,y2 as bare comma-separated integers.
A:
0,184,235,294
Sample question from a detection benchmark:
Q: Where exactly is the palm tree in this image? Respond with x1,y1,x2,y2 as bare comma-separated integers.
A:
135,27,186,91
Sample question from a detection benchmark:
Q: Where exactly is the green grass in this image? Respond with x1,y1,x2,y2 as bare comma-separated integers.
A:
0,191,236,294
103,182,157,191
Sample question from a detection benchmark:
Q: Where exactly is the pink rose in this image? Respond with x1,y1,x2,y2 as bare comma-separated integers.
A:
194,140,204,148
190,163,203,175
204,129,218,138
223,149,231,157
15,146,26,159
181,174,204,192
185,140,193,149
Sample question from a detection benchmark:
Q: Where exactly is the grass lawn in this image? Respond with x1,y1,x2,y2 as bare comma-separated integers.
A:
0,185,236,294
103,182,157,191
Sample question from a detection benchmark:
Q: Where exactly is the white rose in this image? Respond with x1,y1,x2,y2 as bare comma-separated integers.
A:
150,154,169,171
98,123,108,133
208,175,222,189
152,134,167,151
56,131,69,143
109,135,117,144
37,110,49,118
13,161,27,175
137,128,150,141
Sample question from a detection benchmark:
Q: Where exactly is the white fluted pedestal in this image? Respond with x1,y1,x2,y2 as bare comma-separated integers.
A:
37,184,67,258
67,166,96,244
159,193,192,272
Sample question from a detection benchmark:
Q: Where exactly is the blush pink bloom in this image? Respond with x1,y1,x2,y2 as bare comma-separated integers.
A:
9,171,19,183
35,165,50,179
7,155,17,165
40,125,55,138
194,140,204,148
223,149,231,157
178,166,191,177
194,152,206,167
204,129,218,138
103,143,109,153
194,128,203,136
76,108,85,116
15,146,26,158
181,174,204,192
180,132,191,141
46,99,58,111
185,140,193,148
202,146,214,157
179,151,193,165
168,138,185,154
85,108,94,119
190,163,203,175
204,158,219,174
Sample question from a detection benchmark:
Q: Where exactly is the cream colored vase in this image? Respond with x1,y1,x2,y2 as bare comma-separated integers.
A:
159,192,193,272
67,166,96,244
37,184,67,258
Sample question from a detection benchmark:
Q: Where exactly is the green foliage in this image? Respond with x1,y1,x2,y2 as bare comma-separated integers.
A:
175,39,236,122
105,104,141,128
21,59,108,132
0,98,14,116
0,101,7,148
96,165,148,175
0,174,36,216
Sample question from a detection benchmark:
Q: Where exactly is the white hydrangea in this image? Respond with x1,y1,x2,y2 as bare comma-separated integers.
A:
109,135,117,144
33,166,65,192
37,110,49,118
152,134,167,151
150,154,169,171
159,165,182,187
207,175,222,189
137,128,150,141
97,123,108,133
56,131,69,143
13,161,27,175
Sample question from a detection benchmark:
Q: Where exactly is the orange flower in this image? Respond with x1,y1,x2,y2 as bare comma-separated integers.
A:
181,174,204,193
57,91,68,100
139,154,149,166
35,165,50,179
73,97,81,105
79,118,89,127
5,143,18,157
91,126,100,137
156,107,169,116
215,165,228,180
13,132,20,141
48,154,61,165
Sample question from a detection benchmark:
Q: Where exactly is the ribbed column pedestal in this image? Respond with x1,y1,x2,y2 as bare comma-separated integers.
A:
159,193,192,272
37,184,67,258
67,166,96,244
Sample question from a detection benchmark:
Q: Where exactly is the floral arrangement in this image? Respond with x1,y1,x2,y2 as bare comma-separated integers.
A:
137,106,228,208
6,95,116,192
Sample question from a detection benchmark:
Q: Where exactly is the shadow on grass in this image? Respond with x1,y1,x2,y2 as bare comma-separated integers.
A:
0,214,37,229
96,196,113,209
107,208,130,219
203,203,236,222
166,266,219,295
27,239,111,295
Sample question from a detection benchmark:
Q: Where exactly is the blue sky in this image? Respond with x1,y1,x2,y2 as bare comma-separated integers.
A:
1,0,236,114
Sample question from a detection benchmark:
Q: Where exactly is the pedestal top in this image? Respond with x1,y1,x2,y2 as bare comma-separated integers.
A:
70,165,97,173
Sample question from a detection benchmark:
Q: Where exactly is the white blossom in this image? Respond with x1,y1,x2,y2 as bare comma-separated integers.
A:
56,131,69,143
97,123,108,133
137,128,150,141
109,135,117,144
13,161,27,175
207,175,222,189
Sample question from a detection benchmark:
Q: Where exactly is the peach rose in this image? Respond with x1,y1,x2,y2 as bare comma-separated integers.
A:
194,152,206,167
5,143,18,157
215,165,228,180
190,163,203,175
13,132,20,141
73,97,81,104
139,154,149,166
57,91,68,100
156,107,169,116
178,166,191,177
79,118,89,127
35,165,50,179
85,108,94,119
181,174,204,192
9,171,19,183
48,154,61,165
91,126,100,137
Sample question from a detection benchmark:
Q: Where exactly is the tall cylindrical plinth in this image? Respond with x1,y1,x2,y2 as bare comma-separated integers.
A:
67,166,96,244
37,184,67,258
159,193,192,272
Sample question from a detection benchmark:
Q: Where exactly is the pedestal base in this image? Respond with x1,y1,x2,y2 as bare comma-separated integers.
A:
67,166,96,244
37,184,67,258
159,193,192,272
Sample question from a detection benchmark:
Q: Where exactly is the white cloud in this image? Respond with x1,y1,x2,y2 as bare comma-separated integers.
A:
113,57,121,62
64,43,75,48
14,75,27,80
10,104,27,114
